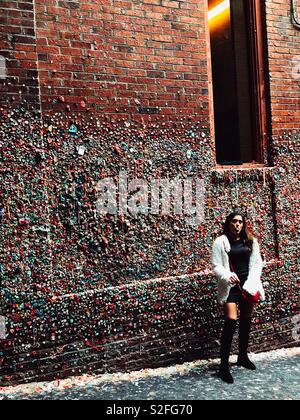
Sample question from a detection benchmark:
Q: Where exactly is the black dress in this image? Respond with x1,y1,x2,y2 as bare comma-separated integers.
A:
226,237,251,303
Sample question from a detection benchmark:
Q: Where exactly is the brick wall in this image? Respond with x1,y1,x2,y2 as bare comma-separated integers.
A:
34,0,211,122
0,0,40,108
265,0,300,134
1,0,299,127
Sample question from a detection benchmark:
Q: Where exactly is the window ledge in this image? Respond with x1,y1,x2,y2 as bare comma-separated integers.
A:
213,163,270,171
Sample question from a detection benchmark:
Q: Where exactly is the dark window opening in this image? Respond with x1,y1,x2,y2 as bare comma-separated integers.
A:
208,0,268,165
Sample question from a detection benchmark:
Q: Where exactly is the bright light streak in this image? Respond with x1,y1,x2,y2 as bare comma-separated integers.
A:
208,0,230,22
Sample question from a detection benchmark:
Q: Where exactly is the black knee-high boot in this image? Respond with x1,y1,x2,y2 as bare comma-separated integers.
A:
219,319,237,384
237,317,256,370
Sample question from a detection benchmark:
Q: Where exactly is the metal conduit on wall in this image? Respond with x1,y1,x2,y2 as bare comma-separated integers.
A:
291,0,300,29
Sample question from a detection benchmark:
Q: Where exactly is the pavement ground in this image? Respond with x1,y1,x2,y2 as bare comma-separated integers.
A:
0,347,299,400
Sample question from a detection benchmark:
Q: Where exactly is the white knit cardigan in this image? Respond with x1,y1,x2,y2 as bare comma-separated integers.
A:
212,235,265,305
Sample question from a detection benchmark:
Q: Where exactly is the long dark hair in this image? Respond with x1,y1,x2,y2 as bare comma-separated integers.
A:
222,212,254,253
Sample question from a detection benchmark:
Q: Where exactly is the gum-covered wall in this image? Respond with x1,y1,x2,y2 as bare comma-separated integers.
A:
0,0,299,384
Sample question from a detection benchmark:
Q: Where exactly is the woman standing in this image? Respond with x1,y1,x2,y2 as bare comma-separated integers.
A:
212,212,265,384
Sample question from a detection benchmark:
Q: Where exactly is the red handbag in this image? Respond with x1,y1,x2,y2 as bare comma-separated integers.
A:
229,258,260,304
240,288,260,304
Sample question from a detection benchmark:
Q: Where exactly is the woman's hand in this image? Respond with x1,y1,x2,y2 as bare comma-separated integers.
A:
229,273,240,285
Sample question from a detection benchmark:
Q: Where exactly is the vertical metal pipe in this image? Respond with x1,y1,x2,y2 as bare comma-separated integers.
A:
291,0,300,29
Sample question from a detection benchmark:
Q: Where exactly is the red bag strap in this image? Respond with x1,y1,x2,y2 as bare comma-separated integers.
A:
229,257,235,273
